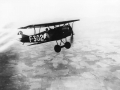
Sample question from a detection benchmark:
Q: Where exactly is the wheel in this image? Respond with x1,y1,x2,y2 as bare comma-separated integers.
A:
54,45,61,53
64,42,71,49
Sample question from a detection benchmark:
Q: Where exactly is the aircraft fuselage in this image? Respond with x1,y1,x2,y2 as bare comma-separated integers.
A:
20,25,72,44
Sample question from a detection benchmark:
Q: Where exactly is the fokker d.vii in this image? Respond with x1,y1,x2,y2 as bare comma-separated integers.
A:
18,19,79,52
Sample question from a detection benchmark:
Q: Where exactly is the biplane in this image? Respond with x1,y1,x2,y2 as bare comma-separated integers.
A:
18,19,79,52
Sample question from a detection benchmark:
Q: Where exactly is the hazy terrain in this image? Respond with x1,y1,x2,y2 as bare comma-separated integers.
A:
1,21,120,90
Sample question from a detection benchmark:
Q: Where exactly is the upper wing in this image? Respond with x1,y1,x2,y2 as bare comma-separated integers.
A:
19,19,80,29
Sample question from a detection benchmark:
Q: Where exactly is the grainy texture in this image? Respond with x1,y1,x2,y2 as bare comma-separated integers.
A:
1,35,120,90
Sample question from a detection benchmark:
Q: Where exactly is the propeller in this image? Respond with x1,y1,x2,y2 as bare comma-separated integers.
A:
70,30,74,44
70,23,74,44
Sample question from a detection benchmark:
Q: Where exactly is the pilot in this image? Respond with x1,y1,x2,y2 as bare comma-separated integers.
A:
45,28,50,40
46,28,49,32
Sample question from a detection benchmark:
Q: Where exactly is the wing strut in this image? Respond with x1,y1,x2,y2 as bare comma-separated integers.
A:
33,26,36,35
39,27,41,33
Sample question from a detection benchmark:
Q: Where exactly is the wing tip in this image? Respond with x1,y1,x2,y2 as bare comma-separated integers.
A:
74,19,80,21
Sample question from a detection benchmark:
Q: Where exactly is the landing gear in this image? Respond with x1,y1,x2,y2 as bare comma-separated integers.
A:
54,39,71,52
54,45,61,53
64,42,71,49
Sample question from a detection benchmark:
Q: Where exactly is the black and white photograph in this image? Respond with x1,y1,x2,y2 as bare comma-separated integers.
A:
0,0,120,90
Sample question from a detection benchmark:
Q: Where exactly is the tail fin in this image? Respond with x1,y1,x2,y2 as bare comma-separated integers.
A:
18,31,23,35
18,31,28,38
17,31,28,44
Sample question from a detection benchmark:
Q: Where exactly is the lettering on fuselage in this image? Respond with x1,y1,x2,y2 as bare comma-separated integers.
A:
29,33,49,42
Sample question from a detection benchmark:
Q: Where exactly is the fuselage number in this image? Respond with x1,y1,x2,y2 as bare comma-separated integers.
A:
29,33,48,42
